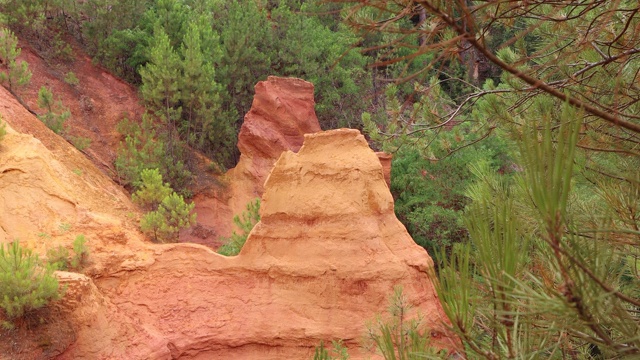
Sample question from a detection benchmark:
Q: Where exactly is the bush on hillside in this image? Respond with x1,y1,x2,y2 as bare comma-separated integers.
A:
135,169,196,243
70,235,89,269
312,287,446,359
0,241,61,325
132,168,172,211
37,86,70,135
46,246,70,271
0,28,31,94
46,235,90,272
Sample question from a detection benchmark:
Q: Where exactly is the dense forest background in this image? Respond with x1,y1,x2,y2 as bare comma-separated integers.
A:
1,0,639,358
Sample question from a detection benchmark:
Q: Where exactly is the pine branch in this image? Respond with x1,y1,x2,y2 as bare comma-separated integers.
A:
417,1,640,134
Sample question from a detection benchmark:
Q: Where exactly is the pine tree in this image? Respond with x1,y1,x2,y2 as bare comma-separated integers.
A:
269,3,370,128
115,115,163,186
140,192,195,243
216,0,272,119
70,234,89,269
0,28,32,94
180,20,223,149
140,210,165,243
37,86,70,134
0,241,61,323
81,0,151,82
339,1,640,357
132,168,172,211
218,198,261,256
156,192,196,242
0,0,47,35
139,24,182,161
133,169,196,243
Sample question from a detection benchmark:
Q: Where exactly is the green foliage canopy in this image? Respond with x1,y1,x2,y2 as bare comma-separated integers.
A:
344,0,640,357
132,168,172,211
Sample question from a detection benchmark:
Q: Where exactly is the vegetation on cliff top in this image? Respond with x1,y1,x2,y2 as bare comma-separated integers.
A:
338,0,640,358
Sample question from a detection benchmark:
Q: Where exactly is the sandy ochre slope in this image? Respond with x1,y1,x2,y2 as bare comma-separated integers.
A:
0,77,458,358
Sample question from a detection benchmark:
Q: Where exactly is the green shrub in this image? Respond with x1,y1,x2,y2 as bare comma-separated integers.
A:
132,168,171,211
37,86,70,134
44,235,89,272
313,340,349,360
140,192,196,243
58,222,71,232
0,28,31,93
68,135,91,151
140,210,166,243
312,287,445,359
70,235,89,269
134,169,196,243
218,198,261,256
158,193,196,240
365,287,438,359
46,246,70,271
389,134,512,262
115,115,192,192
51,33,73,62
64,71,79,87
0,241,61,322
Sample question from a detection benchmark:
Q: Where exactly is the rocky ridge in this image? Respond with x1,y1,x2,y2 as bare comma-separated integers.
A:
190,76,322,244
0,78,456,358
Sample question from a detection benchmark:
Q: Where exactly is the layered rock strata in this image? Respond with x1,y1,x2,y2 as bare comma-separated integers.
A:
190,76,321,242
71,129,455,359
1,83,456,358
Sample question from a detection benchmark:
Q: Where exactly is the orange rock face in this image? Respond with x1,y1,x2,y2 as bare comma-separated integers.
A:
231,76,321,205
1,81,456,358
84,131,455,358
191,76,321,243
237,76,321,160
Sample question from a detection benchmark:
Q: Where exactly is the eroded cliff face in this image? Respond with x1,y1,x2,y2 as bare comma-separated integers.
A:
190,76,322,244
0,80,456,359
0,88,163,359
0,85,138,250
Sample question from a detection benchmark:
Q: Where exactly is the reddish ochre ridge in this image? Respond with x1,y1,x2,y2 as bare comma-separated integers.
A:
0,79,456,358
189,76,322,244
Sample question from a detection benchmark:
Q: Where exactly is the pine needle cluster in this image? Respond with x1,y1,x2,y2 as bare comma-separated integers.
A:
134,168,196,243
0,241,60,329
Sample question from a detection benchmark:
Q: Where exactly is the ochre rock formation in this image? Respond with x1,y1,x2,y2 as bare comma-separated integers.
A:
0,86,137,248
237,76,321,161
1,82,456,358
0,89,160,359
190,76,321,243
85,129,455,359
